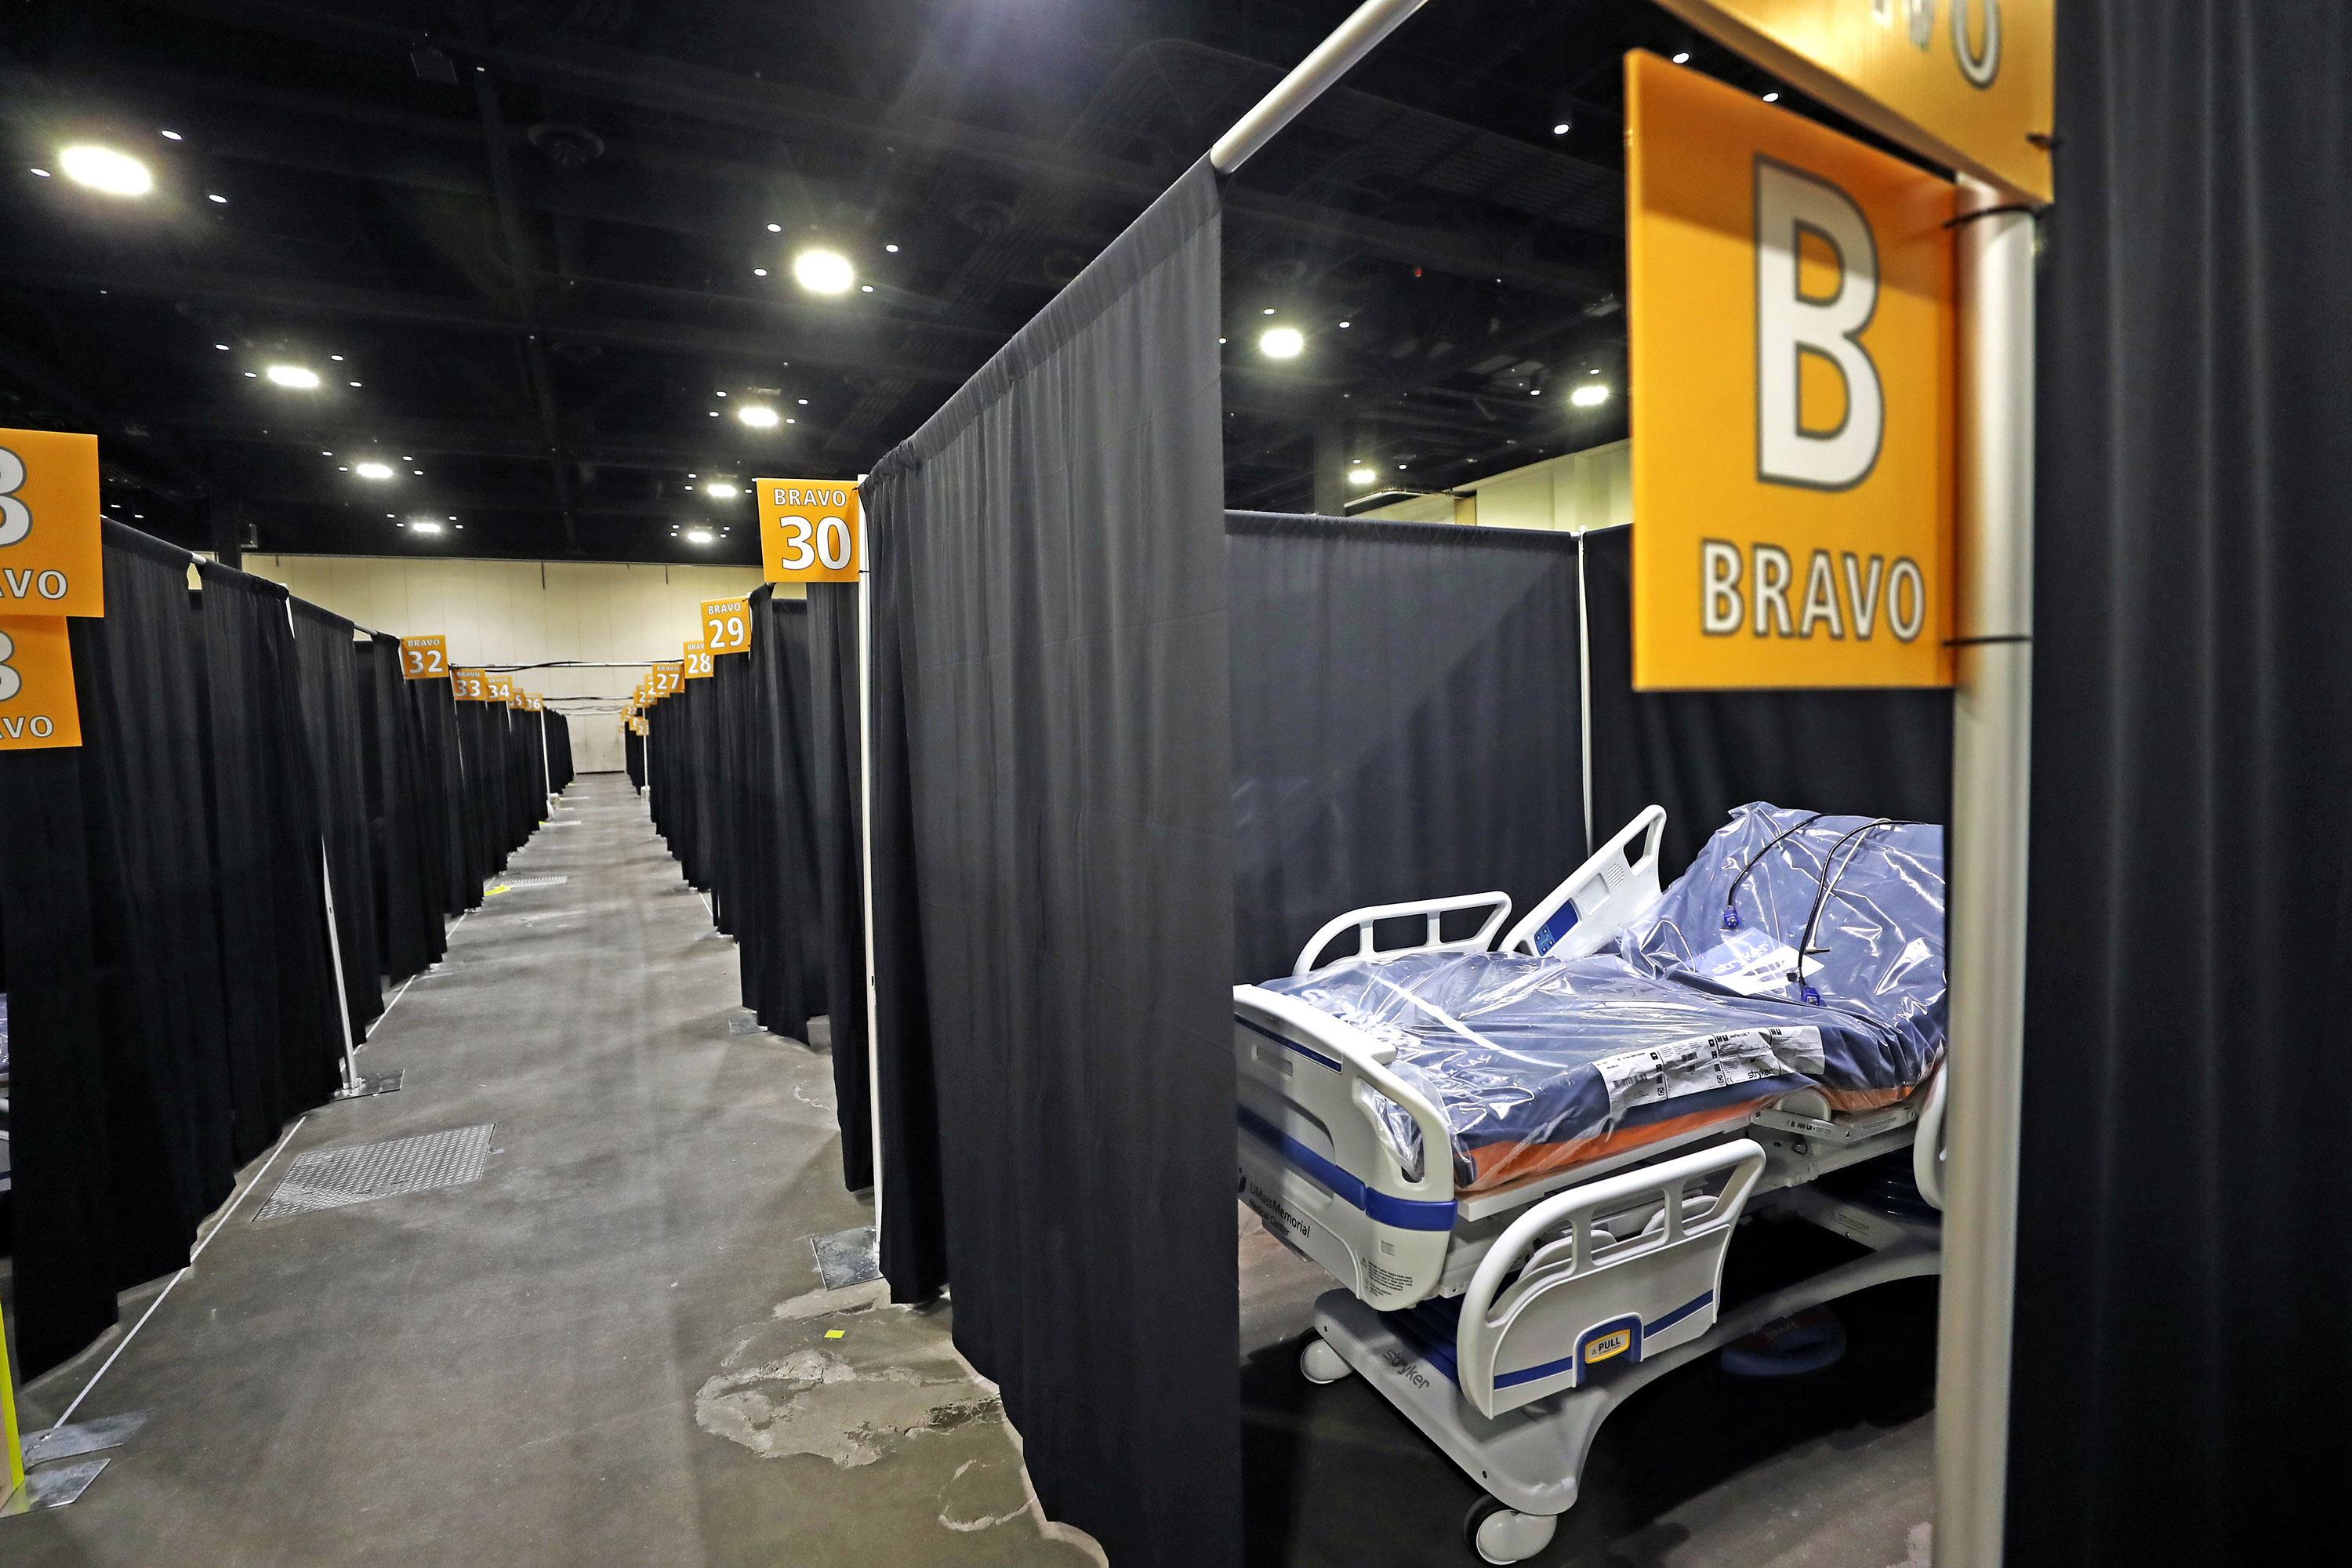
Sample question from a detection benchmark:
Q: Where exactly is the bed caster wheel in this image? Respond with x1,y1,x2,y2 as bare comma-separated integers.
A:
1465,1497,1557,1564
1299,1337,1353,1385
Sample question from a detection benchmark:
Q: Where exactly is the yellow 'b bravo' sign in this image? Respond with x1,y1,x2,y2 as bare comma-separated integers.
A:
0,428,103,617
756,479,860,583
1627,51,1954,690
0,615,80,750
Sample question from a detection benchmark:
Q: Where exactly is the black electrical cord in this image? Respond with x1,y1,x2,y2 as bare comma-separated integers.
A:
1721,812,1826,931
1790,820,1915,1003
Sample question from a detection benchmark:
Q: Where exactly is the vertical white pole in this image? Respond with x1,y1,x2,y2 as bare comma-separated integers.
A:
1576,532,1595,859
319,846,363,1093
1936,179,2036,1568
858,514,886,1227
539,707,554,813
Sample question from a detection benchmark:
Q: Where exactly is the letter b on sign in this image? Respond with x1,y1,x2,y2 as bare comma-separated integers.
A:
1755,159,1882,491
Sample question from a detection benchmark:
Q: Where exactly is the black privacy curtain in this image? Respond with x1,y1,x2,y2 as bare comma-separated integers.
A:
862,159,1233,1566
2006,6,2352,1563
1227,514,1589,983
0,527,343,1373
808,582,870,1189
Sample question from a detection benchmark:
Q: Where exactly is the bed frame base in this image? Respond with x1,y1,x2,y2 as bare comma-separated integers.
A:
1308,1233,1941,1519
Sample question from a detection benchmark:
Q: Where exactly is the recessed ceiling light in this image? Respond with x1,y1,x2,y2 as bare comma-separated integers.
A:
265,364,320,388
1762,91,1780,102
1571,383,1611,407
1348,467,1378,485
1261,307,1276,315
411,520,444,533
738,406,779,428
767,223,782,233
793,249,854,293
704,481,739,497
1672,51,1691,63
860,284,873,292
161,129,183,140
884,243,899,253
356,462,394,480
329,354,344,361
349,380,361,387
243,371,256,377
685,528,714,544
785,417,797,423
1260,327,1305,359
208,193,227,204
716,390,728,397
1530,389,1542,395
753,267,768,276
28,168,50,177
1338,320,1352,328
1552,122,1570,136
60,145,152,195
797,398,808,405
709,411,720,417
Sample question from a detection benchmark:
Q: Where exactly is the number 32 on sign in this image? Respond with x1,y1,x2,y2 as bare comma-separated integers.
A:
756,479,859,583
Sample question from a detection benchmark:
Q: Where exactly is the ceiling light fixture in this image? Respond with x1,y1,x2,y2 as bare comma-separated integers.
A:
1338,320,1352,328
860,285,874,292
685,528,714,544
60,145,153,196
356,462,394,480
208,193,227,204
1571,383,1611,408
753,267,768,276
265,365,321,388
411,520,444,534
767,223,782,233
161,129,184,141
793,249,855,294
1260,326,1305,359
884,243,899,253
1348,467,1378,485
1672,51,1691,63
28,168,49,177
1552,122,1570,136
704,481,740,497
737,405,780,429
1762,91,1780,102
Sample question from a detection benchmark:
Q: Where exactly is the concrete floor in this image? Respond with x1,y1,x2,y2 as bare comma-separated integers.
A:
5,775,1098,1567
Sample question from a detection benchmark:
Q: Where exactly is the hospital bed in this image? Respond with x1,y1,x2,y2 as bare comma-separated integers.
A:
1235,804,1948,1563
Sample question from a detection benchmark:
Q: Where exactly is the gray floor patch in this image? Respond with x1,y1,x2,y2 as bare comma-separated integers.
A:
809,1225,881,1290
728,1015,768,1036
255,1125,494,1221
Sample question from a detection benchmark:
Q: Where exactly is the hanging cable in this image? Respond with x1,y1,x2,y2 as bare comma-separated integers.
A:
1721,812,1826,930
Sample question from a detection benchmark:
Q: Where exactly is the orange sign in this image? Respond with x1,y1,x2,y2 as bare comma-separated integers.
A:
683,639,713,679
485,674,517,703
649,663,684,696
452,668,492,700
0,615,81,748
1653,0,2052,202
701,597,751,654
400,635,448,679
1628,52,1955,691
756,478,860,583
0,428,103,617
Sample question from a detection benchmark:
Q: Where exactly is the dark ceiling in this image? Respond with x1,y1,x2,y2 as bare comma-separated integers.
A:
0,0,1805,565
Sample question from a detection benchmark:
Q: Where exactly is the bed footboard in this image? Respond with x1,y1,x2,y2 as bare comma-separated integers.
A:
1234,985,1458,1308
1454,1138,1766,1418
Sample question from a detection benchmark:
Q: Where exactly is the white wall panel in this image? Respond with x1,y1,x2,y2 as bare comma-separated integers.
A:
245,554,786,773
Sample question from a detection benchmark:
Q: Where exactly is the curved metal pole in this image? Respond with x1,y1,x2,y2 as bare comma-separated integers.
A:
1210,0,1433,173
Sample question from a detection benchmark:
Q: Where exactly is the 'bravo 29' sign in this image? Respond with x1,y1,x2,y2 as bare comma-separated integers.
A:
755,479,860,583
1627,52,1954,689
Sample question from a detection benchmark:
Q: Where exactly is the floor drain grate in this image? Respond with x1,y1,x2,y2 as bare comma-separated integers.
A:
808,1225,881,1290
255,1125,494,1221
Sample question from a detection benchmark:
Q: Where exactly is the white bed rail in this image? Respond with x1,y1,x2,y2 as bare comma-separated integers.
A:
1234,984,1459,1308
1454,1138,1766,1419
1291,891,1512,977
1501,805,1668,960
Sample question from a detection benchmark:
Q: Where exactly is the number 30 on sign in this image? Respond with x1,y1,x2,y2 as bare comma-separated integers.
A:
755,478,859,583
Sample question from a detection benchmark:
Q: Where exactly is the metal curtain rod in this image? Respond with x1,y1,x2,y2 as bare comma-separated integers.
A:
1209,0,1434,172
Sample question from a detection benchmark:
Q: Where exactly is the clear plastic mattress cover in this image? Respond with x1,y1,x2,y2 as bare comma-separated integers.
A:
1259,804,1946,1194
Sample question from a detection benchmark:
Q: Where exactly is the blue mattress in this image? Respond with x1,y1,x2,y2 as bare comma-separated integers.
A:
1258,805,1945,1194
